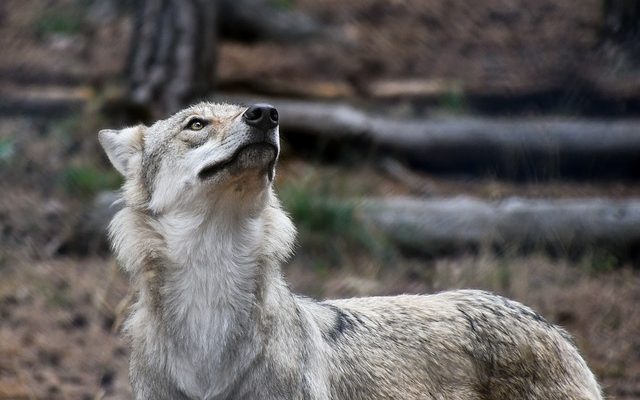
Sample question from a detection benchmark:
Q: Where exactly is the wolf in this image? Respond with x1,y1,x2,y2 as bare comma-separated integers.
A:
99,102,602,400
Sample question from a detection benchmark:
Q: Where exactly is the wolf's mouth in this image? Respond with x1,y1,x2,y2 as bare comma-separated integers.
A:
198,142,278,181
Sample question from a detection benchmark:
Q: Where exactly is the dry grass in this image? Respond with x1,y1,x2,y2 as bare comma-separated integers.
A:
0,252,638,399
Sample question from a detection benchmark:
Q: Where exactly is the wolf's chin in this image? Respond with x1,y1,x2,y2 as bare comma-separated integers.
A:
198,143,278,182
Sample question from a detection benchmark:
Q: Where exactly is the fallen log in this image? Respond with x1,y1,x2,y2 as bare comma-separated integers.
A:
360,196,640,258
67,191,640,260
0,84,90,116
246,98,640,179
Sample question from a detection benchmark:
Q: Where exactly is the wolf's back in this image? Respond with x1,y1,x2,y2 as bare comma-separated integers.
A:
317,290,601,400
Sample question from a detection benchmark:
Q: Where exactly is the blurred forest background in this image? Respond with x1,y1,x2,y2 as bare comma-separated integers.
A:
1,0,640,398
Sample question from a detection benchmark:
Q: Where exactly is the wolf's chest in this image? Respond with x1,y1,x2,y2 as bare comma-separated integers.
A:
156,305,256,399
155,255,261,398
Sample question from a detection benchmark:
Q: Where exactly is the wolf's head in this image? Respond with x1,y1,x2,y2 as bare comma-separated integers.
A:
99,102,281,215
101,103,296,329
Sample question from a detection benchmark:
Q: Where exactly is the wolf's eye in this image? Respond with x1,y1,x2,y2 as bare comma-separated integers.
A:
186,118,207,131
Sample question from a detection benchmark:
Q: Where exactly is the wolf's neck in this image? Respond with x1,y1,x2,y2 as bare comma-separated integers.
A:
153,208,268,339
118,205,289,396
113,194,297,379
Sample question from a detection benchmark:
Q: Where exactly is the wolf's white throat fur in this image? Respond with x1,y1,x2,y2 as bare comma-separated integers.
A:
100,102,602,399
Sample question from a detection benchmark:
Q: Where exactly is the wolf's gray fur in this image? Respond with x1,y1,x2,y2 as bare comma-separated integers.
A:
99,102,602,400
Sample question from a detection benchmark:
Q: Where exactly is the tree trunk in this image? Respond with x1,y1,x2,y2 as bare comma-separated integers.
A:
128,0,217,117
126,0,338,118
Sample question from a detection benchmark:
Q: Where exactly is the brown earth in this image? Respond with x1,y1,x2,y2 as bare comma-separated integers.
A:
1,251,639,399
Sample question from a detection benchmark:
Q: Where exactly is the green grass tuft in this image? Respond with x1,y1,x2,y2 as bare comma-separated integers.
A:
282,185,355,234
280,182,394,265
271,0,296,10
62,165,122,197
439,86,466,112
34,7,86,37
582,250,620,275
0,138,15,163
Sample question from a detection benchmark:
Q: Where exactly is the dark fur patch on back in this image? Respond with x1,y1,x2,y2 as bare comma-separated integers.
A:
496,295,552,328
321,304,359,342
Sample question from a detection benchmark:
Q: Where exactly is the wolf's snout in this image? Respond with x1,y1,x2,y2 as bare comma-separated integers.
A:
243,104,278,130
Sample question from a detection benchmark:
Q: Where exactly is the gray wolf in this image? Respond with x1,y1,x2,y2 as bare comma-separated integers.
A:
99,102,602,399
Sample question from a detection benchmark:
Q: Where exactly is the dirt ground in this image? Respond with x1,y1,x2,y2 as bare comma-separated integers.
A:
1,249,639,399
1,1,639,399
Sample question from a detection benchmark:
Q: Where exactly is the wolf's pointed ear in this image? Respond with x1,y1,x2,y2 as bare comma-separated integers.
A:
98,125,145,176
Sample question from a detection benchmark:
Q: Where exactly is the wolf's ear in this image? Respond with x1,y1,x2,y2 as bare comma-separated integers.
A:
98,125,145,176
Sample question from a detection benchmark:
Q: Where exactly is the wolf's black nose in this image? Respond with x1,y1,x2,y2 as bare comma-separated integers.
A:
243,104,278,130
